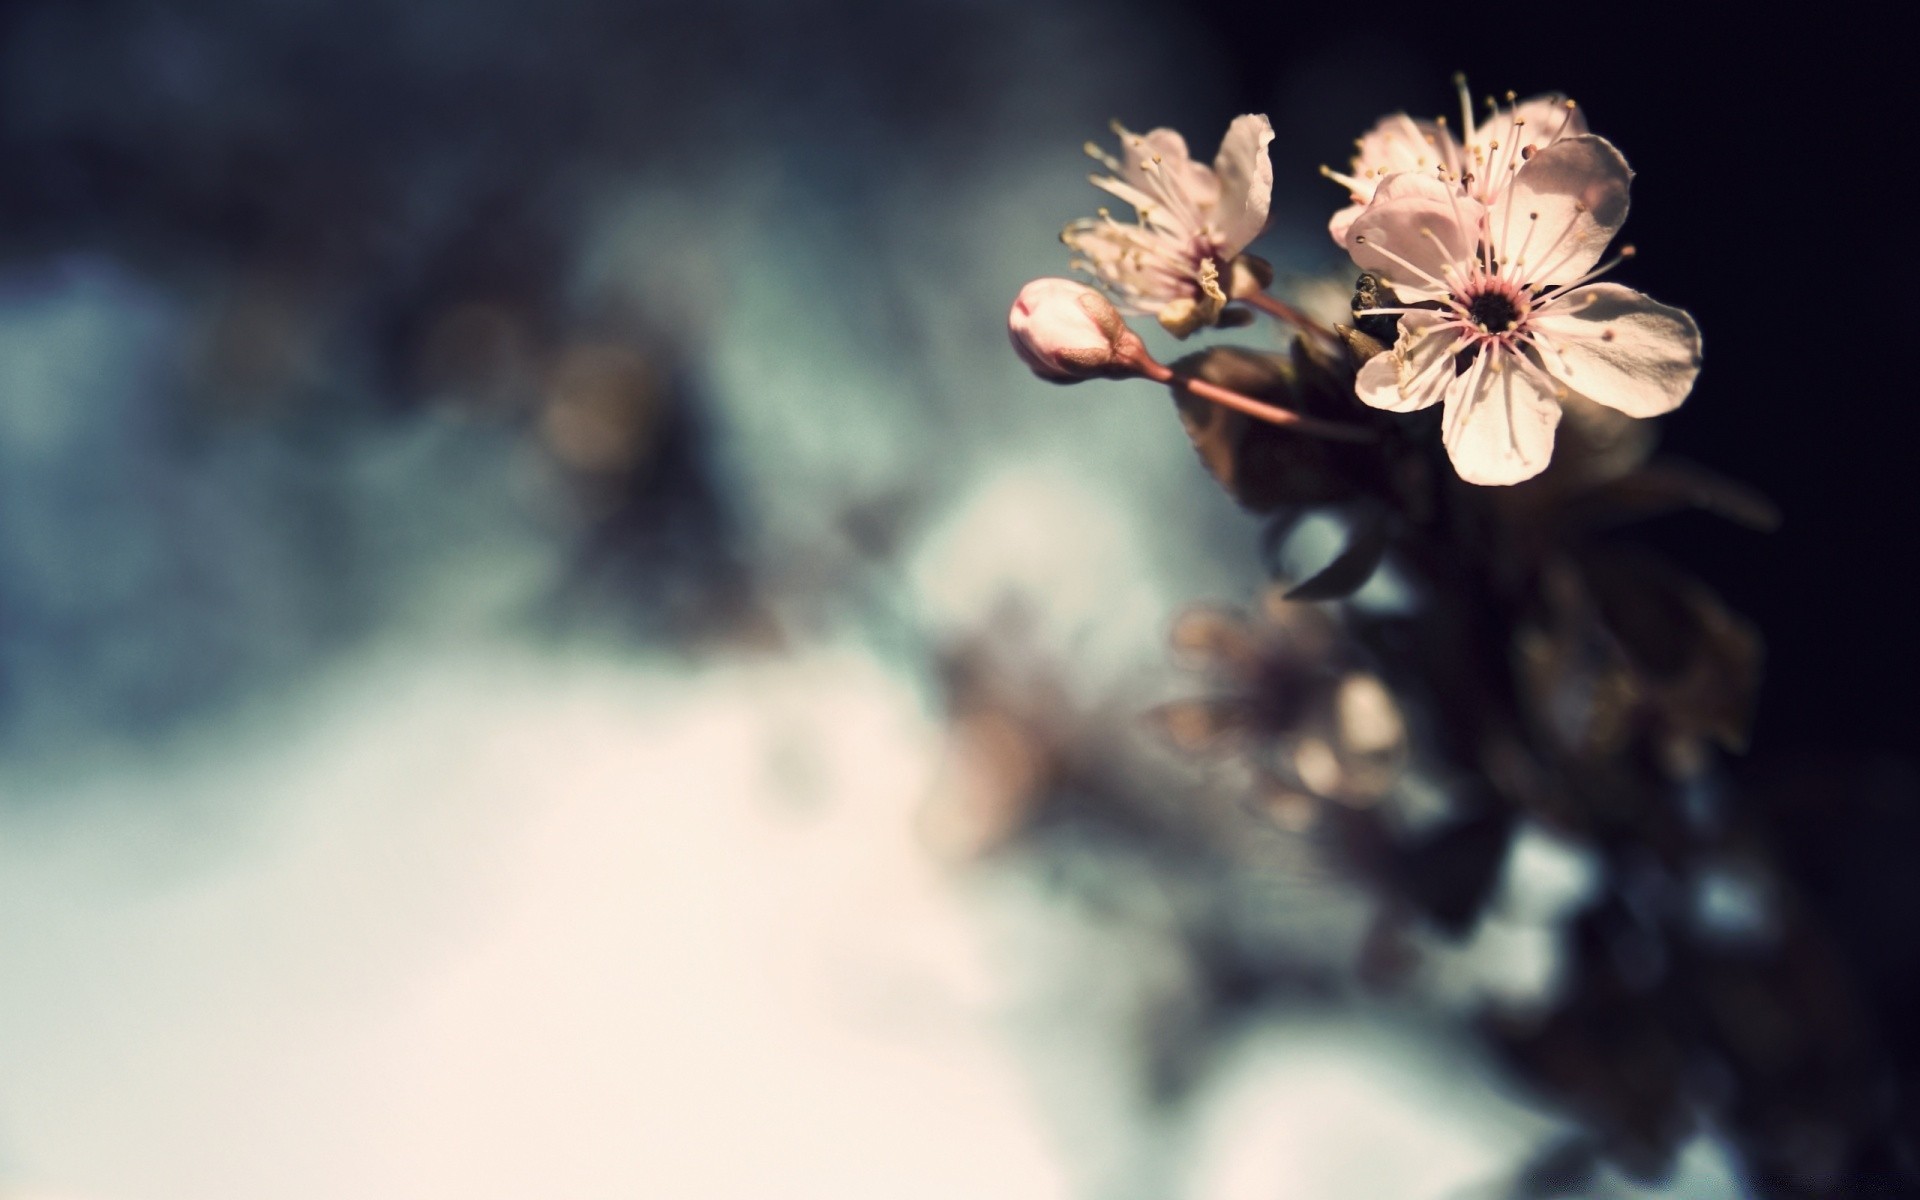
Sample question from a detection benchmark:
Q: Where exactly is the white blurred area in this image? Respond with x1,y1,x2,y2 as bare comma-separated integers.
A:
0,636,1748,1200
0,641,1063,1197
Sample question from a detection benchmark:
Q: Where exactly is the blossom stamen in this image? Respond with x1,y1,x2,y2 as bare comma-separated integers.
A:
1535,245,1637,304
1320,163,1366,198
1083,141,1122,173
1350,234,1455,295
1453,74,1474,143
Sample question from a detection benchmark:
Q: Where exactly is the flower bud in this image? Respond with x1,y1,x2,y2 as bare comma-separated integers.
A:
1007,278,1147,383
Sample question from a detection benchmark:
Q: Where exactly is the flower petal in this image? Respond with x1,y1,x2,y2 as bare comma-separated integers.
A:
1210,113,1275,252
1441,348,1564,485
1529,282,1702,417
1360,114,1454,176
1116,125,1195,188
1009,278,1126,382
1470,94,1587,159
1328,202,1364,247
1347,173,1484,302
1062,219,1188,310
1089,174,1188,236
1107,124,1222,232
1355,310,1455,412
1354,349,1404,410
1491,135,1632,287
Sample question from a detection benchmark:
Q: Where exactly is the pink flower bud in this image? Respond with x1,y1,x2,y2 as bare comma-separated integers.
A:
1007,278,1147,383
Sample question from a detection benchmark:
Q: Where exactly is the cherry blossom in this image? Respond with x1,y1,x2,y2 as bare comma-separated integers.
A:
1346,137,1701,485
1007,277,1147,383
1324,80,1587,248
1062,114,1274,338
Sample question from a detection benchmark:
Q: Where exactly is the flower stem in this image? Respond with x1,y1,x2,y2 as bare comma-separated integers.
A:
1243,288,1340,340
1131,356,1376,444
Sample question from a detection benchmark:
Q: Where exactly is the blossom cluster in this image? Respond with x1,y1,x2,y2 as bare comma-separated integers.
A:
1008,79,1702,486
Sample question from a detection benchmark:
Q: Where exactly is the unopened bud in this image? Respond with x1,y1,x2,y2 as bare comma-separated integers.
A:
1008,278,1147,383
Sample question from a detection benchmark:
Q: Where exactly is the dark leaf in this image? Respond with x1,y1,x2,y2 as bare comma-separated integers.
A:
1511,1136,1599,1198
1577,548,1701,678
1576,548,1764,750
1289,330,1359,414
1256,509,1307,577
1284,506,1390,601
1169,347,1370,510
1564,461,1782,532
1396,806,1514,935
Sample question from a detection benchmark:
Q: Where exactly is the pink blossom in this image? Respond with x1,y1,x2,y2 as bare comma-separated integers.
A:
1325,80,1587,249
1062,115,1274,338
1346,137,1701,485
1007,277,1146,383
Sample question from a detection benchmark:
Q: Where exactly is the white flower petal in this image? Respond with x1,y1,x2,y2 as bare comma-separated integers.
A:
1109,124,1221,227
1357,113,1454,181
1441,349,1563,485
1327,114,1454,248
1491,135,1632,287
1062,220,1186,310
1116,126,1190,184
1210,113,1275,252
1089,174,1187,235
1356,310,1455,412
1470,95,1587,159
1354,350,1404,410
1347,173,1485,303
1530,283,1702,417
1328,202,1364,247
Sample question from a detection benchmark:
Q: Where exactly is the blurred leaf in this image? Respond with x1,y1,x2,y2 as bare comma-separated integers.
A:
1284,506,1389,601
1289,325,1354,403
1579,549,1701,679
1256,509,1307,577
1397,807,1514,935
1170,347,1369,510
1576,548,1764,751
1511,1136,1599,1198
1565,461,1782,532
1669,585,1764,751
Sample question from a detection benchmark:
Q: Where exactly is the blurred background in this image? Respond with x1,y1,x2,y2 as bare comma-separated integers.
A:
0,1,1907,1197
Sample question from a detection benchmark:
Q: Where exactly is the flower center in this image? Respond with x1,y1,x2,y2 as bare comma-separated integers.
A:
1468,290,1521,332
